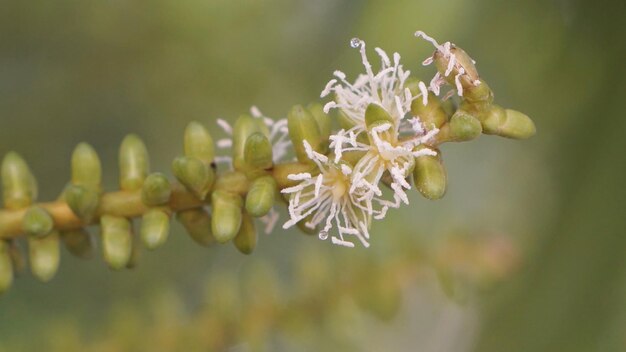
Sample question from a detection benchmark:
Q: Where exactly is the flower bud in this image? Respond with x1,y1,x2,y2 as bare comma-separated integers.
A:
365,103,395,128
413,151,447,200
438,111,482,142
184,121,215,163
213,170,248,194
1,152,37,210
243,132,273,170
288,105,324,163
233,114,268,171
463,79,493,104
498,109,536,139
245,176,276,217
172,156,214,199
71,142,102,191
101,215,132,270
233,212,257,255
23,206,54,238
119,134,150,191
211,190,243,243
65,185,99,222
308,103,332,142
141,209,170,250
410,93,447,129
0,241,13,294
61,229,94,259
176,208,215,247
28,231,60,282
141,173,172,206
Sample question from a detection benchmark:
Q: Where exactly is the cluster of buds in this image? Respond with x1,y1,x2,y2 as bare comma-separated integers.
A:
0,31,534,293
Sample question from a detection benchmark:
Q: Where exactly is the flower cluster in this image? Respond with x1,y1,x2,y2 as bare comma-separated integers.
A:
282,33,452,248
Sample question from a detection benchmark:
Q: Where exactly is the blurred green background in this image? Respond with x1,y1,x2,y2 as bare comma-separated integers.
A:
0,0,624,351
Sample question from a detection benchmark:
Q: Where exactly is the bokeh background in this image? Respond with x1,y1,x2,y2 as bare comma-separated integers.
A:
0,0,624,351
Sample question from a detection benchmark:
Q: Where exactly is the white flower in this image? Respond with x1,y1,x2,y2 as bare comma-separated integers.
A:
321,39,420,136
322,39,439,214
415,31,481,97
281,140,387,248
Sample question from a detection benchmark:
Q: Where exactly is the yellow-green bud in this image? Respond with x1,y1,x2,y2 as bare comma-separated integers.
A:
288,105,324,163
101,215,132,270
243,132,273,170
184,121,215,163
141,173,172,206
463,79,493,104
141,209,170,250
308,103,332,142
483,107,536,139
439,111,482,142
413,151,447,200
0,241,13,294
61,229,94,259
28,231,60,282
365,103,395,128
176,208,215,247
172,156,214,199
233,115,267,171
211,190,243,243
233,212,257,255
65,185,99,222
71,142,102,191
23,206,54,238
245,176,276,217
119,134,150,191
1,152,37,210
410,93,447,129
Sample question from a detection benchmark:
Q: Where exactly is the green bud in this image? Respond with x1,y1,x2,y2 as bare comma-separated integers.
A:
101,215,132,270
1,152,37,210
410,93,447,129
288,105,324,163
365,103,395,128
245,176,276,217
498,109,536,139
65,185,99,222
28,231,60,282
439,111,482,142
119,134,150,191
0,241,13,294
232,115,266,171
184,121,215,163
172,156,214,199
141,173,172,206
308,103,332,141
463,79,493,104
176,208,215,247
243,132,273,170
23,206,54,238
413,151,447,200
211,190,243,243
71,143,102,191
233,212,257,255
141,209,170,250
61,229,94,259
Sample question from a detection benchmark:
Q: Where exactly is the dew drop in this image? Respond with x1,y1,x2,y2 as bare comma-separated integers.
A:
350,37,361,49
318,231,329,240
